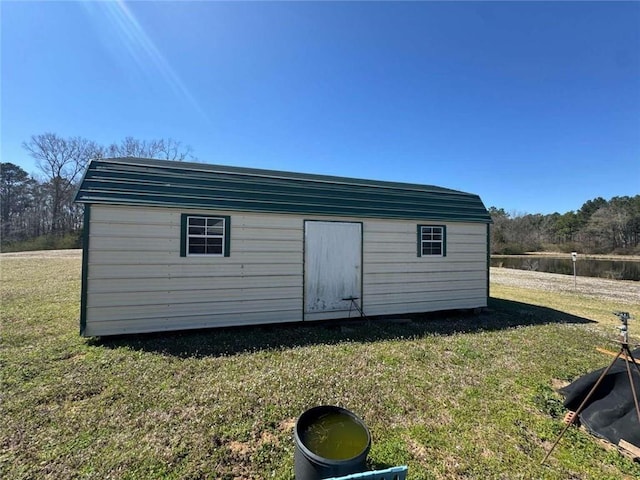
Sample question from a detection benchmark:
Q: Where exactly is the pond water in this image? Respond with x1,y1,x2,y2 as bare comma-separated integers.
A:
491,256,640,281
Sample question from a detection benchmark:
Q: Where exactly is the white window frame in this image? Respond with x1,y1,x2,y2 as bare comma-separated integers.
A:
186,215,226,257
418,225,445,257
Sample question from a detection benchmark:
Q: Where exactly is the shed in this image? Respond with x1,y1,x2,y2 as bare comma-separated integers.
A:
75,157,492,336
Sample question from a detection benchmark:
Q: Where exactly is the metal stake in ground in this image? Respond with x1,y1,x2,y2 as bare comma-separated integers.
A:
342,296,368,320
571,252,577,289
542,311,640,465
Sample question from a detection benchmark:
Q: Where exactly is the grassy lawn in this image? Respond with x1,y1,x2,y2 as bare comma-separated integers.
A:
2,255,639,479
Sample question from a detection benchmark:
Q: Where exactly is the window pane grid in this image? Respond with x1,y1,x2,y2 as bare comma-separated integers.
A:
422,242,442,256
420,226,444,257
187,216,225,256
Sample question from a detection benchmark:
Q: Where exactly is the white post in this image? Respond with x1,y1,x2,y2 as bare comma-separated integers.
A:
571,252,577,289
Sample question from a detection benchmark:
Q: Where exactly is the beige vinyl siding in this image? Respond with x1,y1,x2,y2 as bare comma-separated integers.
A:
84,205,488,336
362,220,487,317
85,205,303,336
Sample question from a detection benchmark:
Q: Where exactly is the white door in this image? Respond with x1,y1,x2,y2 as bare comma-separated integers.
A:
304,221,362,320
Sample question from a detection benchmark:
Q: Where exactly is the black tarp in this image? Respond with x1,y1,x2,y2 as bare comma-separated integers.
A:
560,348,640,446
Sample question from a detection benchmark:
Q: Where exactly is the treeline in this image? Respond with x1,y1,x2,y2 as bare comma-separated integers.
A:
1,133,194,252
490,196,640,255
2,133,639,255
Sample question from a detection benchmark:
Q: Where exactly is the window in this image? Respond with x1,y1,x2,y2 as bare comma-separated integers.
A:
180,214,230,257
417,225,446,257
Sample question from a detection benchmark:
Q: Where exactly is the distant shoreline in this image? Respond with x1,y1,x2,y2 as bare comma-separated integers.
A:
492,252,640,262
2,249,639,262
0,249,82,258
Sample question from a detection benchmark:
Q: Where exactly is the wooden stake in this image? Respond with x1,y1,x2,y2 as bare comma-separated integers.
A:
596,347,639,365
618,439,640,461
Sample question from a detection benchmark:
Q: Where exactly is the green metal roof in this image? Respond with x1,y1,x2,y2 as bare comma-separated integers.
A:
75,157,492,223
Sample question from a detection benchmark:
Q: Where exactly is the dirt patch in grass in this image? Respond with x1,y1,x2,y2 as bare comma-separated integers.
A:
278,418,296,434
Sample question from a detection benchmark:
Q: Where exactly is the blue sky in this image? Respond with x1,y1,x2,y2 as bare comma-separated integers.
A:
2,1,639,214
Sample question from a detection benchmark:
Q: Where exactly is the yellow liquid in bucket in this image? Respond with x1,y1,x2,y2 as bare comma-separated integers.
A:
301,411,368,460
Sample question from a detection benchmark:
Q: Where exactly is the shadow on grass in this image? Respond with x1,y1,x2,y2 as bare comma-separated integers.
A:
89,297,596,358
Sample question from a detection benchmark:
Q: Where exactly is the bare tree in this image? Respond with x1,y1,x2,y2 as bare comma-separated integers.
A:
155,138,195,161
106,137,194,161
106,136,159,158
22,133,103,234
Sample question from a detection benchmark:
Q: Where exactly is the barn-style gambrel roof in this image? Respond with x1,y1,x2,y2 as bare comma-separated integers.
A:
75,157,492,223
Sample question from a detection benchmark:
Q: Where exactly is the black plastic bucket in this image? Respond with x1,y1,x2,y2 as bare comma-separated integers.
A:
294,405,371,480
